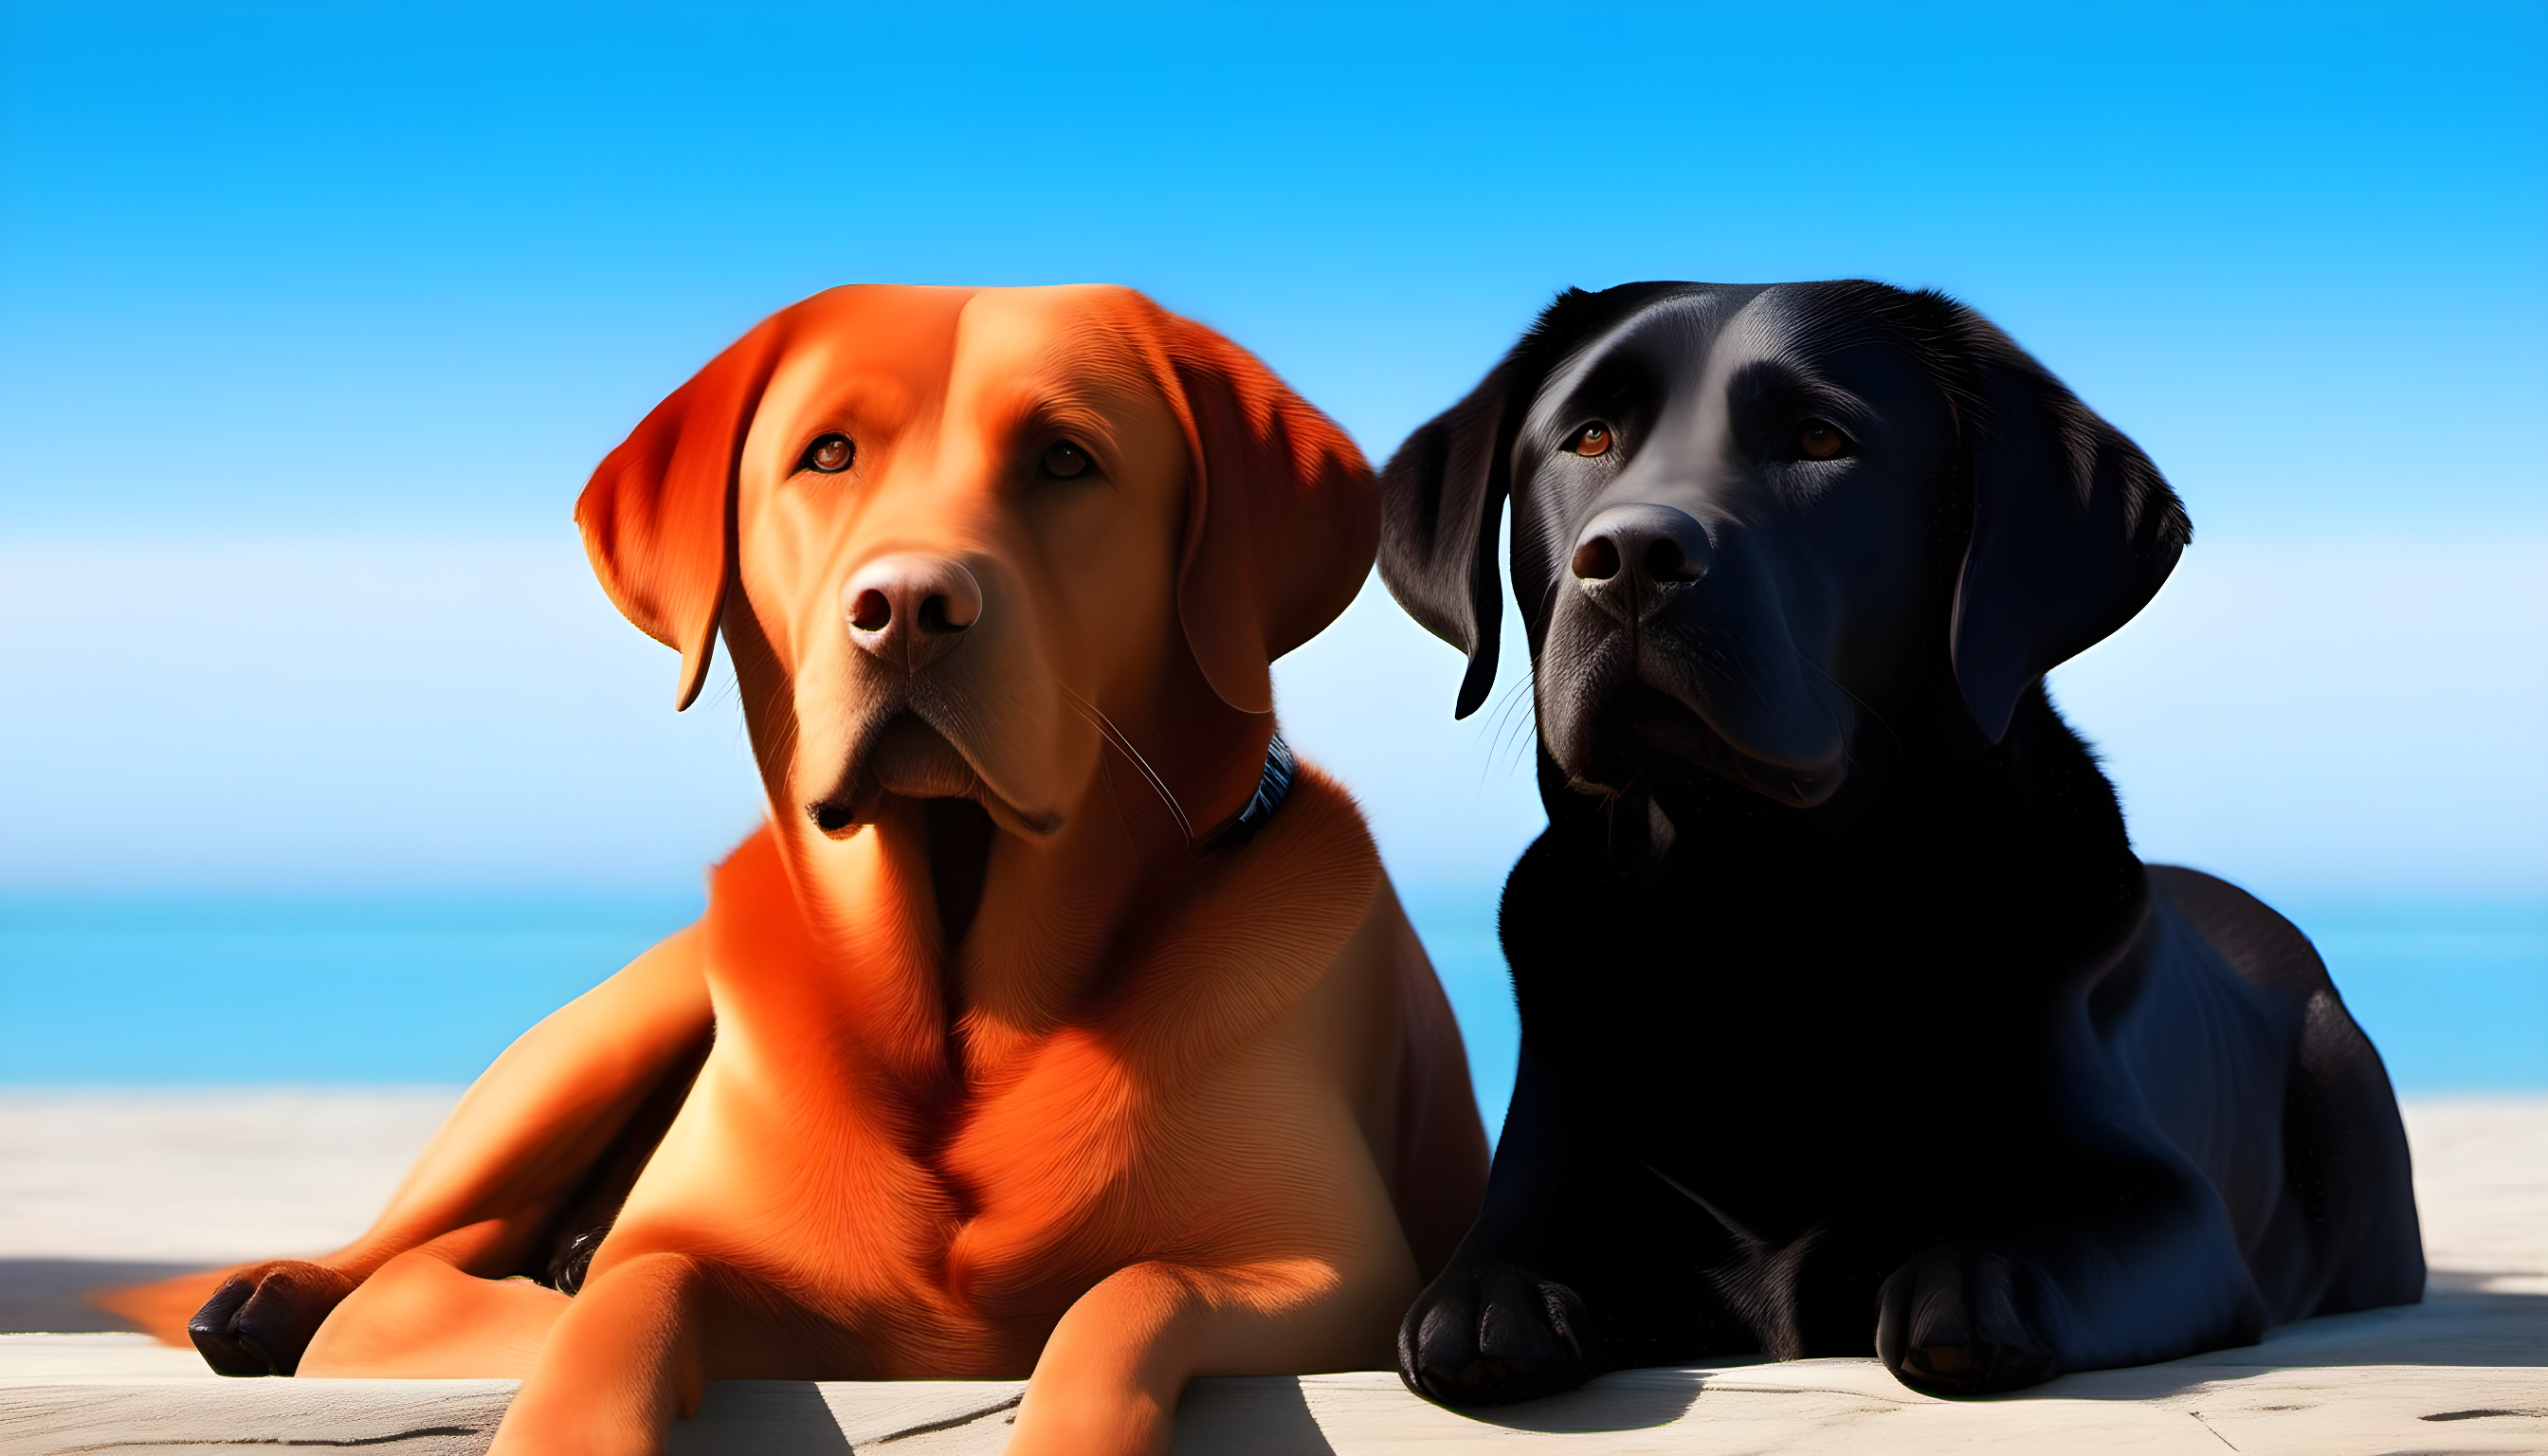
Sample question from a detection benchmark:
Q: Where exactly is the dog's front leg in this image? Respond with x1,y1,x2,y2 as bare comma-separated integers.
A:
1010,1255,1402,1456
484,1251,713,1456
1397,1036,1749,1408
1873,1014,2268,1395
136,926,714,1373
294,1219,569,1377
1006,1264,1199,1456
1873,1148,2265,1394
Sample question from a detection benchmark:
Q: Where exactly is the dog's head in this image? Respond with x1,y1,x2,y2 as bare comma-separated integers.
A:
1379,281,2188,806
578,284,1372,864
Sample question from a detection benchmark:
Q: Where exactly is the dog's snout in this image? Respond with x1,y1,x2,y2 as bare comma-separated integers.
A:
844,554,983,670
1572,504,1711,623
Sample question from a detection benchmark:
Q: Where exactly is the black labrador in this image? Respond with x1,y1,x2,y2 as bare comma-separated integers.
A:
1377,281,2423,1404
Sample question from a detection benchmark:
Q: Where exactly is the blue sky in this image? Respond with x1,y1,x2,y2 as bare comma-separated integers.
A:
3,0,2543,905
8,1,2544,541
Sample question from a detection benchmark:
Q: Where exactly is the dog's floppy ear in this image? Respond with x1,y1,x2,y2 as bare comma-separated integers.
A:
1375,358,1519,720
1378,283,1684,719
1950,318,2192,741
575,315,790,711
1159,318,1377,716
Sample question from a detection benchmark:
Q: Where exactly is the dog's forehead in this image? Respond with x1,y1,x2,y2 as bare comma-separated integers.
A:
1533,283,1845,411
755,285,975,424
784,284,979,371
948,285,1167,401
937,291,1185,467
764,283,1161,383
756,284,1173,443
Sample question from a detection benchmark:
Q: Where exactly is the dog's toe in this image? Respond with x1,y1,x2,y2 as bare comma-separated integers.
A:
187,1276,266,1375
188,1261,355,1376
1876,1242,2060,1395
1399,1261,1596,1407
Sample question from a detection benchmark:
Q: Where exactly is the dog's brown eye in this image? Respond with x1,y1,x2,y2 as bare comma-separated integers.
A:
1798,421,1848,460
1042,441,1090,479
800,434,855,473
1571,424,1613,458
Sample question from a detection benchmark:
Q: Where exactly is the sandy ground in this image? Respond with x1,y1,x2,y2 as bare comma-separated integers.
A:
0,1088,459,1266
2399,1096,2548,1290
1,1090,2542,1452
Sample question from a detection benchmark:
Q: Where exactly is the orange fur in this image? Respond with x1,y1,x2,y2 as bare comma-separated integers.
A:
106,285,1486,1456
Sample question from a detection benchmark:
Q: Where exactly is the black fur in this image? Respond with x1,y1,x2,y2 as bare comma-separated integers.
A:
1378,281,2422,1405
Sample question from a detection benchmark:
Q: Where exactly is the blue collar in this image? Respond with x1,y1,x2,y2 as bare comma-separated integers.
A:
1204,732,1295,852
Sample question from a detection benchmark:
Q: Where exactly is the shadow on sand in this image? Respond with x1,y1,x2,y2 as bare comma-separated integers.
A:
2035,1278,2547,1404
0,1259,208,1334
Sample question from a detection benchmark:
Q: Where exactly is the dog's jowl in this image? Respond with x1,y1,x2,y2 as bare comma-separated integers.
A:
1379,281,2424,1404
116,285,1488,1456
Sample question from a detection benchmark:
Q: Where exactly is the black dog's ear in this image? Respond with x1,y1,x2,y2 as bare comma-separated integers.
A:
1377,362,1520,719
1951,320,2192,742
1384,282,1697,718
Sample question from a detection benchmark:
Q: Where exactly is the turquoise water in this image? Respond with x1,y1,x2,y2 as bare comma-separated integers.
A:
0,896,701,1085
3,892,2539,1145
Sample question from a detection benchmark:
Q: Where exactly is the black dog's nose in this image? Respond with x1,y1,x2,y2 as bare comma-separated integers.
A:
844,554,983,671
1571,504,1710,623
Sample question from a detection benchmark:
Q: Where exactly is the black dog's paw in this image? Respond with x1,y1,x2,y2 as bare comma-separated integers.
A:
188,1260,356,1376
1876,1241,2062,1395
1398,1261,1599,1407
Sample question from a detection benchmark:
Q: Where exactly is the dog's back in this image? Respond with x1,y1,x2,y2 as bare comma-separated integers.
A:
2108,866,2425,1320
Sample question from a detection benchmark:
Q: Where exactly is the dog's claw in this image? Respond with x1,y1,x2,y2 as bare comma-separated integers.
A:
187,1261,355,1376
1400,1261,1596,1407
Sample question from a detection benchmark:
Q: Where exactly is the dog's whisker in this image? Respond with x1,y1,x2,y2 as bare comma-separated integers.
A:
752,677,801,769
1481,687,1519,770
1479,667,1540,789
1061,688,1193,846
1505,666,1541,778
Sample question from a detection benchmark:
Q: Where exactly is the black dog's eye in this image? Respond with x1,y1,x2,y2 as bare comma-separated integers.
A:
1042,440,1091,479
1569,423,1614,458
1797,421,1851,460
798,433,855,474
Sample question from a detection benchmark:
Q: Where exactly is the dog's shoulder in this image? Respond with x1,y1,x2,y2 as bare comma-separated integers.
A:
1235,756,1382,913
694,823,829,981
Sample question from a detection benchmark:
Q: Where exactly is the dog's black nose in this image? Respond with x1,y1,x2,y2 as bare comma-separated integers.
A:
845,554,982,671
1571,504,1710,623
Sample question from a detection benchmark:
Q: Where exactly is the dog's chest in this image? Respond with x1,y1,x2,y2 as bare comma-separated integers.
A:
632,1014,1248,1345
633,811,1372,1368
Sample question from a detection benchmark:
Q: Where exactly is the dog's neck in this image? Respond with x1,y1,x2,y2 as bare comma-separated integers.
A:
694,748,1375,1147
767,719,1291,1051
938,730,1294,1028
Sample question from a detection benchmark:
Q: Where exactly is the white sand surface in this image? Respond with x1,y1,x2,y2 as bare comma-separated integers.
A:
0,1088,460,1264
2,1090,2542,1453
2403,1096,2548,1292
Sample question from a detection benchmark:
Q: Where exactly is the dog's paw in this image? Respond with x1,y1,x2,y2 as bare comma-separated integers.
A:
1875,1241,2061,1395
188,1260,357,1376
1397,1261,1598,1408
